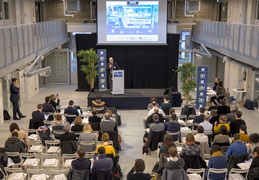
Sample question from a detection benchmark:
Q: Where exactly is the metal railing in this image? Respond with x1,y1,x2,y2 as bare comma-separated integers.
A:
192,21,259,62
0,21,68,69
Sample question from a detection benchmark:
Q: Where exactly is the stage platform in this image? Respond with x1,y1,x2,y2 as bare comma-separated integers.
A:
88,89,165,109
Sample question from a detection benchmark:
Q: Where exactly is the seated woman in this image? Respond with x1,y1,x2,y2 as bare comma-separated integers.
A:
78,124,97,143
247,133,259,158
213,115,230,134
165,108,178,122
127,159,151,180
209,109,219,125
96,133,116,158
71,117,84,132
239,125,249,143
194,126,208,143
8,123,30,148
147,96,159,111
159,134,176,158
52,114,65,139
213,125,230,146
89,109,101,123
180,133,200,156
49,94,60,113
160,95,172,115
248,146,259,180
207,145,227,180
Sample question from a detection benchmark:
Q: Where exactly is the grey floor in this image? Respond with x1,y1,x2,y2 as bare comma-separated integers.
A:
0,84,258,179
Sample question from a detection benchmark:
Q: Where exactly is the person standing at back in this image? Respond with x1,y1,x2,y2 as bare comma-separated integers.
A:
10,78,26,120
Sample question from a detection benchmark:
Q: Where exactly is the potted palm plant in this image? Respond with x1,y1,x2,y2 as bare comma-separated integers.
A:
176,63,197,106
78,48,98,91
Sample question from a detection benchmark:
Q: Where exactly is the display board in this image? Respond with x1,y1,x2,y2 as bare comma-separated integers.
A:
196,66,208,109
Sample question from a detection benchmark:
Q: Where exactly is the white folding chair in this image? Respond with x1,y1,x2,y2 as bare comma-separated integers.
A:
207,168,228,180
187,168,205,180
79,141,96,152
6,152,23,167
85,151,95,159
229,168,248,180
48,169,68,179
62,154,77,168
41,153,59,169
4,167,24,179
21,153,40,168
26,168,46,180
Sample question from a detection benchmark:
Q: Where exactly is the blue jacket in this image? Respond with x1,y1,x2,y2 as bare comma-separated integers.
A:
208,156,227,180
92,155,113,171
226,141,247,158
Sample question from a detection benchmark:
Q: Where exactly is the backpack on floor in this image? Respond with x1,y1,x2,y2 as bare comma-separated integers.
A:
244,99,254,110
3,110,10,120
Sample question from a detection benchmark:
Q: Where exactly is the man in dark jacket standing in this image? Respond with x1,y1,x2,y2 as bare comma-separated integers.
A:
10,78,26,120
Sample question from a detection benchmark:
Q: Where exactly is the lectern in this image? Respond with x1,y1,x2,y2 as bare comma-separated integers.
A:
112,70,124,95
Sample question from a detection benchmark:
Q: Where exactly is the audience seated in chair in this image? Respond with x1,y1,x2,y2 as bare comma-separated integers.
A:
49,94,60,113
213,125,230,146
31,104,45,122
213,115,230,134
226,133,247,158
147,97,159,111
72,148,91,171
227,105,238,123
158,134,176,158
165,108,178,122
146,108,164,128
64,100,79,124
100,112,116,133
52,114,65,139
8,123,30,147
180,133,200,156
193,107,206,124
148,102,165,118
92,96,105,114
71,116,84,132
92,147,113,180
199,115,213,133
89,109,101,123
239,125,249,143
162,147,188,180
211,81,226,106
160,95,172,115
248,146,259,180
164,115,180,142
247,133,259,158
195,126,208,144
60,124,78,155
147,114,165,151
78,124,97,143
230,110,246,136
96,133,116,157
42,96,55,121
209,109,219,125
216,100,231,116
127,159,151,180
207,145,227,180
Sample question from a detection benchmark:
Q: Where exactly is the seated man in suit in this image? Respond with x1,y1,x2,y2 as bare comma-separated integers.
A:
32,104,45,121
227,105,238,123
193,107,206,124
42,96,55,120
30,104,45,130
72,148,91,170
89,109,102,123
64,100,79,124
217,100,230,116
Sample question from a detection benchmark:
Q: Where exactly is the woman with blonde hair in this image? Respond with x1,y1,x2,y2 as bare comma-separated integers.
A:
78,124,97,143
71,116,84,132
95,133,116,157
49,94,60,112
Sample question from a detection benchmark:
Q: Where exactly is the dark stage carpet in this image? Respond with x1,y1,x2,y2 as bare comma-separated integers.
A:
88,89,165,109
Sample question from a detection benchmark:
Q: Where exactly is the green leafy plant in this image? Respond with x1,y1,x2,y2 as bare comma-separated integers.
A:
176,63,197,106
78,48,98,90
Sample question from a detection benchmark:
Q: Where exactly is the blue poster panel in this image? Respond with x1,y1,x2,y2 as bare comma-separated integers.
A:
196,66,208,109
97,49,107,91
